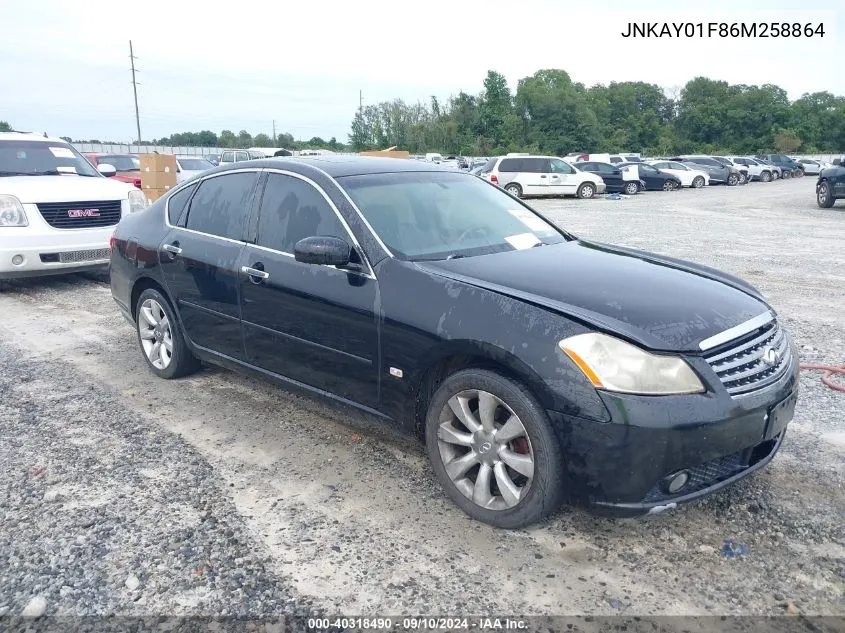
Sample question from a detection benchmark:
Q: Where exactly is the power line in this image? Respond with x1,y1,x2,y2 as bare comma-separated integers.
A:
129,41,142,148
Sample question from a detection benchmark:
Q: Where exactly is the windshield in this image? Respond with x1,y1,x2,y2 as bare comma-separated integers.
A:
178,158,214,171
97,155,139,172
338,171,567,261
0,140,99,177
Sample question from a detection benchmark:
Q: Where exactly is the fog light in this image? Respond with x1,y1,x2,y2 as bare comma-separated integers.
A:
663,470,690,494
12,254,24,266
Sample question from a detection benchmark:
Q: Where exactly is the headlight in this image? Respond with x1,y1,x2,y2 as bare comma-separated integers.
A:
0,195,28,227
128,189,149,213
559,332,704,395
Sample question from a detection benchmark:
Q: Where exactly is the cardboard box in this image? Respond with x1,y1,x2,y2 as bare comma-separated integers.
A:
140,153,178,173
359,150,409,159
144,187,172,203
141,170,176,190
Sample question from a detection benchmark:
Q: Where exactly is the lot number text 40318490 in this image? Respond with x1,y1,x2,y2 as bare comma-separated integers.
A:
621,22,826,38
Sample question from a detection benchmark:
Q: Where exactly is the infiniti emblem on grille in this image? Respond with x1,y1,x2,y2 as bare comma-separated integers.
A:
761,348,781,366
67,208,101,218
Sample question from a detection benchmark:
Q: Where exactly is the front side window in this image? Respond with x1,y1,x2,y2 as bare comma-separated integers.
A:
236,151,250,162
651,162,669,169
339,171,567,261
638,164,658,173
220,151,234,163
256,173,347,253
185,172,258,240
549,159,574,174
0,140,99,177
668,162,687,170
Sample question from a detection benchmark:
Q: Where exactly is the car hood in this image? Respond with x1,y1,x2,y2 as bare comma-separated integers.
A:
416,240,771,352
2,175,135,203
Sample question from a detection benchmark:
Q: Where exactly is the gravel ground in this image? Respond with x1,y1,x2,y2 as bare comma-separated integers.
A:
0,176,843,624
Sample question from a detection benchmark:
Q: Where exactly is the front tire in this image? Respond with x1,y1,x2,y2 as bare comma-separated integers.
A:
576,182,596,199
424,369,566,529
662,180,675,191
760,171,772,183
691,176,705,188
738,172,748,185
623,181,639,195
504,183,523,198
817,181,836,208
136,288,200,379
782,169,792,180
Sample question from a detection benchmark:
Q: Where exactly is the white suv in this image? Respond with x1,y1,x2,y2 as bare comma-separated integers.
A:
1,132,149,280
482,155,605,199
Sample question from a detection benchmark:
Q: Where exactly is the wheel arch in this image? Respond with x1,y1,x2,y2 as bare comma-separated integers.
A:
130,275,171,323
407,340,557,440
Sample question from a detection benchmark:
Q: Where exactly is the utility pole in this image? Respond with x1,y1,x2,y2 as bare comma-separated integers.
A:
359,90,363,114
129,41,142,151
272,120,276,146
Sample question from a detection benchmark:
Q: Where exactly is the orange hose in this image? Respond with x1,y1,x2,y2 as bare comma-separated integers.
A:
799,363,845,392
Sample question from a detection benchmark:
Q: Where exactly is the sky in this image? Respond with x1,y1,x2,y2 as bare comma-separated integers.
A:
1,0,842,144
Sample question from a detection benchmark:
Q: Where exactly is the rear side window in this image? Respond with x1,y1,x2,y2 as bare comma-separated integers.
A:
167,183,197,225
220,151,234,163
522,158,549,173
498,158,523,172
185,172,258,240
256,173,347,254
482,158,497,172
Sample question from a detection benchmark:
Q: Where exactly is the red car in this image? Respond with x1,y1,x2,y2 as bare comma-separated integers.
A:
85,153,142,189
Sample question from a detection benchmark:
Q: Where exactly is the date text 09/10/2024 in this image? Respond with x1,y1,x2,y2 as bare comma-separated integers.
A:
621,22,826,38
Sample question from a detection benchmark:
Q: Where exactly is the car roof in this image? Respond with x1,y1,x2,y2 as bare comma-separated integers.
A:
196,155,462,179
0,131,70,143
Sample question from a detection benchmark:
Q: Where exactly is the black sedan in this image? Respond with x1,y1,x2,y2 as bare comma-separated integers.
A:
618,162,682,191
817,162,845,208
574,161,642,194
110,157,798,528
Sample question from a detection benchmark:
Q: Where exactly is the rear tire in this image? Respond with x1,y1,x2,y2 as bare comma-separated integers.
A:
662,180,674,191
504,183,523,198
782,170,792,180
817,181,836,208
576,182,596,199
727,173,739,186
760,171,772,183
772,170,780,180
424,369,566,529
623,181,639,195
691,176,705,188
135,288,201,379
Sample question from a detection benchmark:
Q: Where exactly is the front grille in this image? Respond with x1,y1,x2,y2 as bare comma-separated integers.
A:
703,320,792,396
36,200,123,229
643,434,781,503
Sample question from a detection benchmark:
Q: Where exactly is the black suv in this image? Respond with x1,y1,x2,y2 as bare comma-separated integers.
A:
816,161,845,208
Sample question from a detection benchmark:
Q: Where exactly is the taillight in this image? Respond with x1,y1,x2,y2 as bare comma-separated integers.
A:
490,174,498,184
134,179,142,189
109,232,117,254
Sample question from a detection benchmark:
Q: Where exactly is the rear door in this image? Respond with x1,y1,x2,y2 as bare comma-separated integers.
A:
238,171,380,408
158,170,260,360
520,158,550,195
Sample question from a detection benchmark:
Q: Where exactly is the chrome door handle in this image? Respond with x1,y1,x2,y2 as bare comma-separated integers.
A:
241,266,269,281
162,244,182,255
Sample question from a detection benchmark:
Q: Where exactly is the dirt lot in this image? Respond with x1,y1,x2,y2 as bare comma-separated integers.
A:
1,177,843,621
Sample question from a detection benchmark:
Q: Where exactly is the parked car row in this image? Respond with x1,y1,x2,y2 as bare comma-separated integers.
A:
84,153,216,189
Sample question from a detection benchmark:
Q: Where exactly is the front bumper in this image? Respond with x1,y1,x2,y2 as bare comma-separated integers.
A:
548,351,799,516
595,182,607,194
0,231,113,279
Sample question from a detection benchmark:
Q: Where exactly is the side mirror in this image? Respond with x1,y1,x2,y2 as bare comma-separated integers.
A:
294,236,351,267
97,163,117,177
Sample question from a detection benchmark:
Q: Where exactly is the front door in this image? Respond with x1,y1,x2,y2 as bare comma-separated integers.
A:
158,171,259,360
548,158,577,194
239,172,380,408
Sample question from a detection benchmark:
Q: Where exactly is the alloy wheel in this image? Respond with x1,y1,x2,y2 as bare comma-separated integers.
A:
662,180,674,191
624,182,638,195
692,176,705,188
436,389,534,511
138,298,173,370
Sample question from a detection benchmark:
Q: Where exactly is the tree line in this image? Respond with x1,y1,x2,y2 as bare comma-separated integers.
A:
348,69,845,157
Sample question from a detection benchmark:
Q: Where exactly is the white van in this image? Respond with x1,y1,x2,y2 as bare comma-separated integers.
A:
482,155,605,199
